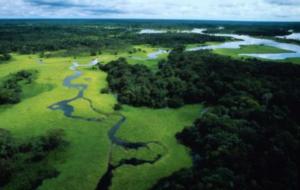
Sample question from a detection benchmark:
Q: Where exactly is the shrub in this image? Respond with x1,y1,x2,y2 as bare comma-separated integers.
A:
41,129,66,151
90,50,97,56
0,159,14,187
114,103,123,111
168,97,184,108
0,129,16,187
0,53,11,61
100,88,109,94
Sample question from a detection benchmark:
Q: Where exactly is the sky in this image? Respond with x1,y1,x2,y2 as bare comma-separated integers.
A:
0,0,300,21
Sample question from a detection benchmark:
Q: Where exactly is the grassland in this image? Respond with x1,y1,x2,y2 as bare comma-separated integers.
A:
285,57,300,64
211,44,300,64
114,45,169,69
213,44,292,57
110,105,201,190
0,50,200,190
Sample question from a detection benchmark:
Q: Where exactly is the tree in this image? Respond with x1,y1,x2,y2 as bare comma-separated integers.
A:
0,53,11,61
168,97,184,108
0,129,16,186
114,103,123,111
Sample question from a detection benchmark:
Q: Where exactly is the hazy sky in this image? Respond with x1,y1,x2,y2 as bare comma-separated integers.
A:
0,0,300,21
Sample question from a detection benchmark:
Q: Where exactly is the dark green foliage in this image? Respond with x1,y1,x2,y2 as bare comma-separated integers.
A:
0,25,130,54
1,20,300,54
0,129,17,186
90,49,97,56
130,33,228,47
39,51,45,58
0,70,36,105
0,23,228,54
100,88,109,94
26,129,67,161
11,166,59,190
0,128,66,189
114,103,123,111
102,45,300,190
167,97,184,108
0,53,11,62
150,50,300,190
102,58,168,107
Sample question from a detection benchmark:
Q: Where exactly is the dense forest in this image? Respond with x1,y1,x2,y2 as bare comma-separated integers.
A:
102,49,300,190
205,26,293,36
0,25,227,55
130,33,228,47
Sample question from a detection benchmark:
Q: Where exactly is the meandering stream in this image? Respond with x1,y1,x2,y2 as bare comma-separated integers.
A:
48,59,166,190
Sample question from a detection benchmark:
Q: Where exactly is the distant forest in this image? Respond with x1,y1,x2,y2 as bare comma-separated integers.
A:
0,24,226,55
0,20,300,56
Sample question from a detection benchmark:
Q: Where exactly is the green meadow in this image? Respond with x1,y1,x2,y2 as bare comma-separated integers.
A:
213,44,291,57
0,49,200,190
212,44,300,64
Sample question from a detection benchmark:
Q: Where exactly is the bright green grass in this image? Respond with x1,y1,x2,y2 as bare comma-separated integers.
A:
0,54,115,190
213,44,293,58
0,53,201,190
128,45,169,69
110,105,202,190
212,45,300,64
99,45,169,69
285,58,300,64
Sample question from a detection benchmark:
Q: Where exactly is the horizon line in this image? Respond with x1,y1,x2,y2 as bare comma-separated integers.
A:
0,17,299,23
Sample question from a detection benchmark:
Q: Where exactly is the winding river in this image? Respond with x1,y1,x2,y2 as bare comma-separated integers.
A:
48,59,166,190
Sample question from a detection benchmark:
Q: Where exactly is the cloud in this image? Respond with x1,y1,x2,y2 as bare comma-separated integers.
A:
26,0,86,8
84,8,125,15
0,0,299,21
265,0,300,6
24,0,125,15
